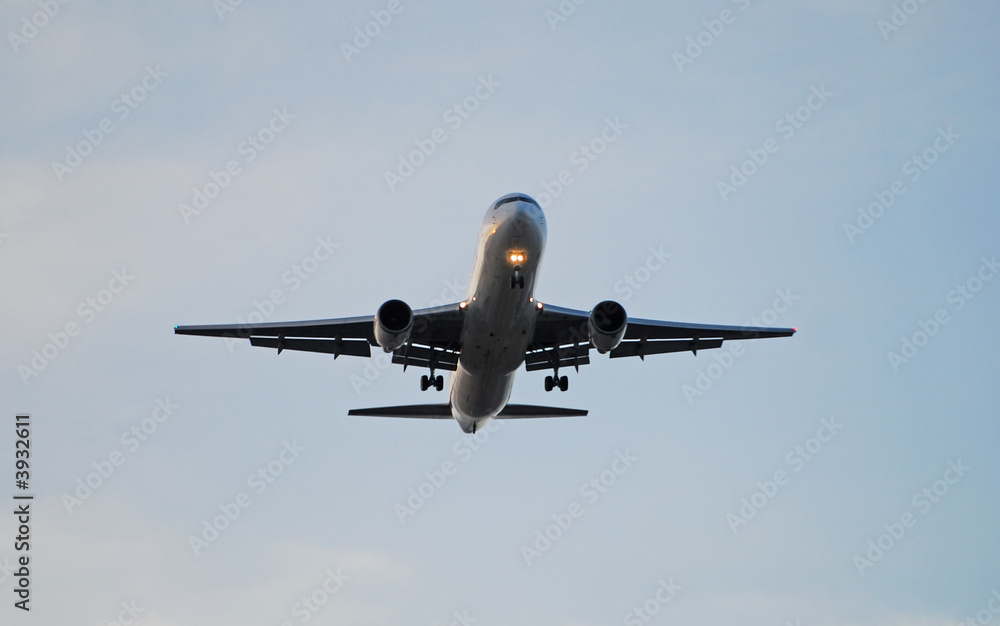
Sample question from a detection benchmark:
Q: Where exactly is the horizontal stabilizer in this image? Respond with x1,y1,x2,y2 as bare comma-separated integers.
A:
348,404,452,419
347,404,588,419
498,404,588,418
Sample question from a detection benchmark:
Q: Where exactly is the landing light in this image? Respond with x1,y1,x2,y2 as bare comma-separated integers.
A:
508,252,525,263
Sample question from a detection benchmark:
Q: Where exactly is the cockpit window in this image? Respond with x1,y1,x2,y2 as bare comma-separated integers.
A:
492,195,540,210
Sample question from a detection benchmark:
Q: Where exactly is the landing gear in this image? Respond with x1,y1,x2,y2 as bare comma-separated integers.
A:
544,374,568,392
420,374,444,391
511,265,524,289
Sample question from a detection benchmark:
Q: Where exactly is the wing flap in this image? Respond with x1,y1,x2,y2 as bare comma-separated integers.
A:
249,336,371,357
524,355,591,372
610,338,724,358
391,345,460,371
391,354,459,371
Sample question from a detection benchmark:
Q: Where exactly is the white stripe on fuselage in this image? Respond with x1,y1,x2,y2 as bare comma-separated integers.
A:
449,197,547,433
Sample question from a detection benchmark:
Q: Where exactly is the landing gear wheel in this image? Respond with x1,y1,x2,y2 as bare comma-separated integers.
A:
434,375,444,391
420,375,430,391
511,273,524,289
558,376,569,392
544,376,554,392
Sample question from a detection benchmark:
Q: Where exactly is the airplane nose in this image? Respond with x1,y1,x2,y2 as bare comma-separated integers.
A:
513,201,541,221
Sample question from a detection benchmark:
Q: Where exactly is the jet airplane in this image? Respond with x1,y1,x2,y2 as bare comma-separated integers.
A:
175,193,795,433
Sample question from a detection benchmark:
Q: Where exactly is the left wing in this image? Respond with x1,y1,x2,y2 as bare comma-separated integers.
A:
527,303,794,370
174,303,466,367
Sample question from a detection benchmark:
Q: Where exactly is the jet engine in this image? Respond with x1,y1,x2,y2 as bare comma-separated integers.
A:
374,299,413,352
589,300,627,354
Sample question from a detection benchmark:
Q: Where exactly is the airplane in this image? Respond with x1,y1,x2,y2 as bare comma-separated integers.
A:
175,193,795,433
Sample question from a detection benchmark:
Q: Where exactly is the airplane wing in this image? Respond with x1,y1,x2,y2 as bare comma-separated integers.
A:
174,303,466,368
527,303,794,371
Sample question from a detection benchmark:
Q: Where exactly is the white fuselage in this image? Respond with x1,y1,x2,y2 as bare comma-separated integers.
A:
449,197,547,433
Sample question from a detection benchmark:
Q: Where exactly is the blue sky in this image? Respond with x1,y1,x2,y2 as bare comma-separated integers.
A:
2,1,998,624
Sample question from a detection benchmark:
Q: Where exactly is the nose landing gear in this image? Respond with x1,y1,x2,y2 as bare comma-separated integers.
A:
510,265,524,289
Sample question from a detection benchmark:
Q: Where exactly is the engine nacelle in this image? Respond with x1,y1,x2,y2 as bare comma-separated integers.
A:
589,300,627,354
374,299,413,352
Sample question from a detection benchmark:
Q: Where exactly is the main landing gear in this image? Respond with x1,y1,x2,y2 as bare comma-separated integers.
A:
420,374,444,391
544,374,568,392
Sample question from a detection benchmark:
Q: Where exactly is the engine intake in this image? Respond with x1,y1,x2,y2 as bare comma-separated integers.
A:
589,300,627,354
374,299,413,352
